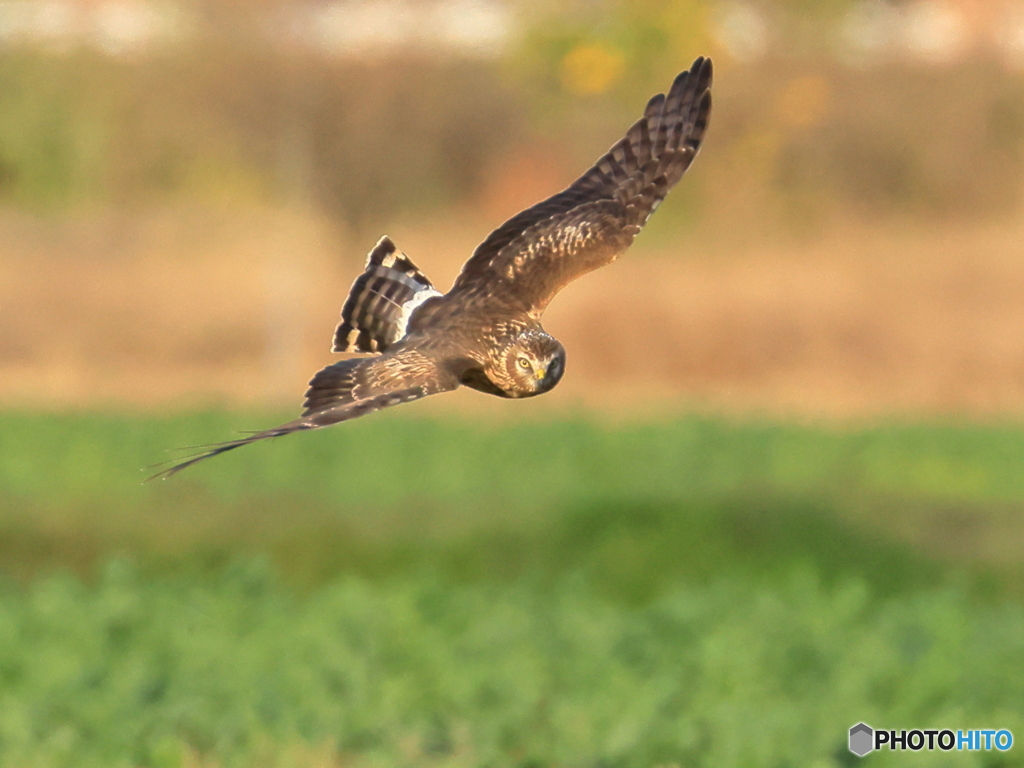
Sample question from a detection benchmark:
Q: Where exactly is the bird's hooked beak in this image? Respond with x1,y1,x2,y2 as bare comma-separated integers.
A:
534,368,546,381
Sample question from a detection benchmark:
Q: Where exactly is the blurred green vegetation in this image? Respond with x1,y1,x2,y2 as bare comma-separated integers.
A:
2,410,1024,766
6,408,1024,588
3,561,1023,768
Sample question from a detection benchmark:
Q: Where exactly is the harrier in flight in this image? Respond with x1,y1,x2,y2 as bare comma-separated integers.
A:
152,57,712,478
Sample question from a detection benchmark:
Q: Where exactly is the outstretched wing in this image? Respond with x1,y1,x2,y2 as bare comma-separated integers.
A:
148,347,458,479
450,57,712,316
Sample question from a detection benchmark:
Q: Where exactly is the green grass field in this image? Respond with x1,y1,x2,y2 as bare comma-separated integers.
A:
2,409,1024,767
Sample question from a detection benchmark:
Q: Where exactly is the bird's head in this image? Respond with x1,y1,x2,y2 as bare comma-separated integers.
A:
487,330,566,398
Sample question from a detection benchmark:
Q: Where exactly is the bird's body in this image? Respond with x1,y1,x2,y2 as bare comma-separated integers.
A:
151,58,712,479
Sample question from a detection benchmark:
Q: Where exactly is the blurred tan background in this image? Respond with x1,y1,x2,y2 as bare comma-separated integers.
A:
3,0,1024,419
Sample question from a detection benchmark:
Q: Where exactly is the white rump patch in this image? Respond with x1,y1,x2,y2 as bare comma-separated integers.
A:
395,288,442,339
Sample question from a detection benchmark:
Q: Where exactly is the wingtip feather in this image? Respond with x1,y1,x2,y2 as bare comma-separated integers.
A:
692,56,713,91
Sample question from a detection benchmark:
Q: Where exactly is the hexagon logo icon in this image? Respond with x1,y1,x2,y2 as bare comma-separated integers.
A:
849,723,874,757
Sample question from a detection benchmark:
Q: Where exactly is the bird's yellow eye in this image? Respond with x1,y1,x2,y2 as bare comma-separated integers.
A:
517,357,531,370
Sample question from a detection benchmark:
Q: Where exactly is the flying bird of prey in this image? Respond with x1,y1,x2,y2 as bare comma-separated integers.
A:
151,57,712,479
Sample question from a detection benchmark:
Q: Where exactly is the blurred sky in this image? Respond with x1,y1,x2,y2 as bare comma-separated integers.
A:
2,0,1024,417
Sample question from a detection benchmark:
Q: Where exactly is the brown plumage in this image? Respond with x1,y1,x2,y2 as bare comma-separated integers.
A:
149,58,712,479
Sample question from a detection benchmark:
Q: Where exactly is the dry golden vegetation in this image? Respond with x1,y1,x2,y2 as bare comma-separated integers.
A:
5,205,1024,418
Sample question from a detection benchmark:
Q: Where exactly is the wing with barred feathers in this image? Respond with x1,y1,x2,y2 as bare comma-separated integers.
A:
147,348,459,479
450,57,712,316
